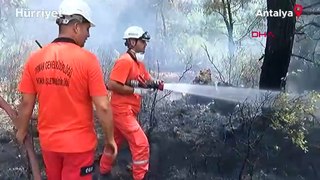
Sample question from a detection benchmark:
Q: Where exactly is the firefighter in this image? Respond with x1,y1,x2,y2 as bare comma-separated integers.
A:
99,26,163,180
15,0,117,179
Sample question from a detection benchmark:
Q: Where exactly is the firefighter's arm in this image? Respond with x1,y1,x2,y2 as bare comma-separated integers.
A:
92,96,117,158
92,97,114,143
16,60,37,144
108,80,135,95
108,59,137,95
88,54,117,159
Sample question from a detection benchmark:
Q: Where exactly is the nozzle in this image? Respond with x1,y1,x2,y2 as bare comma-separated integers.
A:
146,80,164,91
126,75,148,88
158,82,164,91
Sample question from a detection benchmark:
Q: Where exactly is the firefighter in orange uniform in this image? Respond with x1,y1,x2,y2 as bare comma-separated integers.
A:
99,26,163,180
15,0,117,179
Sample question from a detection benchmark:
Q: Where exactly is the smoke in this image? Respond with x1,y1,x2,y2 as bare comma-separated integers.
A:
12,0,157,51
286,0,320,93
2,0,269,82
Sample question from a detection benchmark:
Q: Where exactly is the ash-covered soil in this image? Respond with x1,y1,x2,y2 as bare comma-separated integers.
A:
1,96,320,180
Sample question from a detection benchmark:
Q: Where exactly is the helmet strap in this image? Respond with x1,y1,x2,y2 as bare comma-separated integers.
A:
127,49,138,62
56,14,88,25
125,39,138,50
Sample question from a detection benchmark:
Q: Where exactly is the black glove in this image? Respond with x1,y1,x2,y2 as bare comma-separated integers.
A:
127,79,149,88
127,75,148,88
146,80,164,90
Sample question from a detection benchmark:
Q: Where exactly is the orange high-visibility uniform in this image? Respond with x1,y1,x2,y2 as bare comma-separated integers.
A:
100,52,151,180
18,38,108,179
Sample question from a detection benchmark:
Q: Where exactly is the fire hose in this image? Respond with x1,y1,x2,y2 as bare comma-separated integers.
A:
11,42,164,179
14,119,41,180
7,103,41,179
10,40,44,179
127,75,164,91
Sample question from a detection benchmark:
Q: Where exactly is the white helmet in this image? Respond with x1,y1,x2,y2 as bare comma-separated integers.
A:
123,26,150,41
58,0,95,27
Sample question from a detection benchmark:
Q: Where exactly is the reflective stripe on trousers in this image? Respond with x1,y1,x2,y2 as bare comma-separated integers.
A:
133,159,149,165
100,112,150,180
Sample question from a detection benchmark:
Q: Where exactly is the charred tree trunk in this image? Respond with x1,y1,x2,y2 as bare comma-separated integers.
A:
259,0,296,90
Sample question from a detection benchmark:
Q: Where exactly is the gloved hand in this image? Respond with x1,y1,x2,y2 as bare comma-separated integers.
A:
127,77,147,88
127,77,164,91
146,79,164,91
133,88,153,96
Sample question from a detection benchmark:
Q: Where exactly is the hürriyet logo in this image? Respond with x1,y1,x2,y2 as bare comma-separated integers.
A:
15,8,60,19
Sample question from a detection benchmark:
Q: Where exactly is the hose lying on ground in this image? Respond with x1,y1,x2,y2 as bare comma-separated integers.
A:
0,97,41,179
23,134,41,180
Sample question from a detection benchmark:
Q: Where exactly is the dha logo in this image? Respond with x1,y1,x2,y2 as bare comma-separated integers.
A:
251,31,275,38
256,4,303,19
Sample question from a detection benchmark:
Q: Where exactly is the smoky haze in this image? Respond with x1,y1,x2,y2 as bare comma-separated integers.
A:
3,0,274,86
10,0,241,73
13,0,159,63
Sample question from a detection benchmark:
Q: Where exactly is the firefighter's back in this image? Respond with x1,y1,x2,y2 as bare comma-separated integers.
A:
23,40,99,153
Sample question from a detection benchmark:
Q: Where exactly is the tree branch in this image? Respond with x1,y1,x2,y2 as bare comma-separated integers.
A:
303,10,320,15
303,2,320,10
308,21,320,28
179,63,192,81
147,57,161,136
297,21,320,31
202,44,225,82
160,1,167,37
155,62,192,103
291,53,314,63
236,16,263,43
312,39,319,61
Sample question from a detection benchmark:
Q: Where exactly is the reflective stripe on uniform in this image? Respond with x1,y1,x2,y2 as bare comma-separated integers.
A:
133,159,148,165
103,151,113,156
104,153,112,156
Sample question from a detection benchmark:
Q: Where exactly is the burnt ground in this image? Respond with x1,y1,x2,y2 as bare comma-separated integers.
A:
1,95,320,180
0,130,232,180
0,130,207,180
